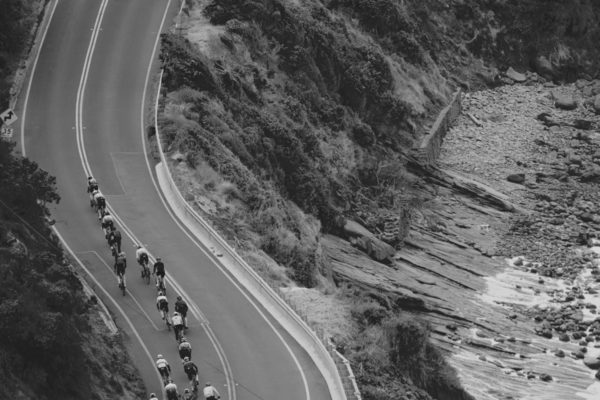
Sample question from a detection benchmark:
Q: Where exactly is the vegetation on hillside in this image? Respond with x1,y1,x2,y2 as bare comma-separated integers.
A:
0,140,145,399
158,1,600,399
0,0,45,110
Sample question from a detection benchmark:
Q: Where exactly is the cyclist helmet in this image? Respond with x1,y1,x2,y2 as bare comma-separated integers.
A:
88,176,93,181
157,354,163,359
158,291,164,296
184,389,190,393
205,382,211,386
184,356,189,362
177,296,182,301
156,257,162,261
104,210,110,215
180,336,187,342
173,311,179,316
137,244,142,249
119,251,126,257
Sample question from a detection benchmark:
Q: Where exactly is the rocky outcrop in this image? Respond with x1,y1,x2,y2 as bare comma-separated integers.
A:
505,67,527,83
342,220,395,262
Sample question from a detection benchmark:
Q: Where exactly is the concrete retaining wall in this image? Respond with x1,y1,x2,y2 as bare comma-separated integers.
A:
413,90,462,166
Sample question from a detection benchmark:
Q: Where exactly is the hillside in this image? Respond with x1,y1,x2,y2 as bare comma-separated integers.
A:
156,1,600,399
0,140,146,400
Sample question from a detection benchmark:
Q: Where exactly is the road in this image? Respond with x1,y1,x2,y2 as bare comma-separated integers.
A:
19,0,331,399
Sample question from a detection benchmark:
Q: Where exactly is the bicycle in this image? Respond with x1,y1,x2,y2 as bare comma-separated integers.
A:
158,307,171,330
156,274,167,293
190,374,199,393
110,244,120,267
117,272,126,296
158,367,170,386
140,260,151,285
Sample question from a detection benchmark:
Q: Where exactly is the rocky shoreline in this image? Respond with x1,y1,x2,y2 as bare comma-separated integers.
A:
431,78,600,399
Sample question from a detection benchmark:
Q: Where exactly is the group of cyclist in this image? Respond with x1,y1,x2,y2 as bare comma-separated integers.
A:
87,177,219,399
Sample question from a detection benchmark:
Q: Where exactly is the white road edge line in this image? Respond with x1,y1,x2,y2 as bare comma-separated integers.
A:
20,0,59,157
73,0,236,398
52,226,164,385
81,250,162,331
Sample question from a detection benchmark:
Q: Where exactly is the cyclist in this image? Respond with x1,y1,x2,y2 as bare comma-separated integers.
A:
183,388,194,400
156,291,169,321
148,393,159,400
178,337,192,361
101,211,114,236
153,257,166,290
114,251,127,289
93,190,106,218
175,295,189,329
183,356,199,391
136,244,150,277
107,227,122,253
156,354,171,384
165,379,179,400
203,382,221,400
171,312,185,341
87,177,99,206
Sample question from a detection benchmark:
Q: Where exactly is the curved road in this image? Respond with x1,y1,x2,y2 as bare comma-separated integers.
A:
19,0,331,399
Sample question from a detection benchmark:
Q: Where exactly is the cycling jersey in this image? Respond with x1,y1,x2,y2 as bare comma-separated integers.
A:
136,248,149,262
175,299,189,315
102,215,114,225
179,341,192,352
156,295,168,310
116,254,126,266
203,385,220,399
108,231,120,245
156,358,169,370
115,263,126,276
153,261,165,276
178,342,192,359
171,314,183,327
183,360,198,375
165,383,178,400
93,191,104,201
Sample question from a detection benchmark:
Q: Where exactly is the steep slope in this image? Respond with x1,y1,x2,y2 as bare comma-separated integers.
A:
0,140,146,400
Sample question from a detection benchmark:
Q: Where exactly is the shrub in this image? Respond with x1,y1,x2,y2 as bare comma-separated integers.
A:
351,301,389,327
159,33,218,93
385,315,472,400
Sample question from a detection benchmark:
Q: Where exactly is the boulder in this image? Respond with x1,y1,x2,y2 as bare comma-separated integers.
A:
559,333,570,342
534,55,556,79
584,357,600,369
343,220,396,262
507,173,525,184
554,93,578,110
506,67,527,82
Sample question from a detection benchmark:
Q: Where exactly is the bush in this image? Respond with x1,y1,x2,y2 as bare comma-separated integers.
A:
385,316,472,400
159,33,218,93
351,301,389,327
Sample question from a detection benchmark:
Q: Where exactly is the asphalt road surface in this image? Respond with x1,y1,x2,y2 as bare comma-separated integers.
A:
19,0,331,399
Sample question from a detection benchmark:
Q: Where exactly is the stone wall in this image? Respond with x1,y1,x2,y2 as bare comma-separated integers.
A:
413,90,462,166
